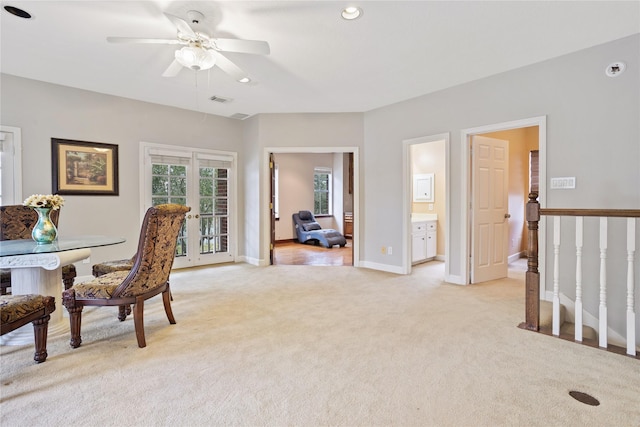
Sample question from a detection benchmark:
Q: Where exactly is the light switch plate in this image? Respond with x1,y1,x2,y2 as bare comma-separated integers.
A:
550,177,576,189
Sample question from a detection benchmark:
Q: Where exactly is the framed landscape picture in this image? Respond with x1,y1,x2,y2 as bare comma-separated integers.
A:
51,138,119,196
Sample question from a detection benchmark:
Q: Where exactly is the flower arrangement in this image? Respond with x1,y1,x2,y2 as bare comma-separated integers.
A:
23,194,65,210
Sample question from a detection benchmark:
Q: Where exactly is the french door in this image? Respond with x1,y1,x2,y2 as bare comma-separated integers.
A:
142,143,236,269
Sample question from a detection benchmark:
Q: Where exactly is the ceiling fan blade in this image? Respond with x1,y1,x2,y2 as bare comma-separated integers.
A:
163,12,197,38
212,38,270,55
107,37,181,45
162,59,183,77
211,51,249,82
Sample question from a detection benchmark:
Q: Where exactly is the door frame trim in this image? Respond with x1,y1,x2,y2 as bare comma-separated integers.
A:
460,116,547,286
0,125,23,204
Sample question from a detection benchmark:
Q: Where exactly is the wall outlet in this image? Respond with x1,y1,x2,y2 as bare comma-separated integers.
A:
387,246,393,255
381,246,386,255
428,204,434,211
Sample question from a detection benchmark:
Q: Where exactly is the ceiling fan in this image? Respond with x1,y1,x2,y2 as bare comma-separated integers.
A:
107,10,270,82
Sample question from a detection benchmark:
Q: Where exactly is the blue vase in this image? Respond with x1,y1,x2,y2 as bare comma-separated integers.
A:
31,207,58,244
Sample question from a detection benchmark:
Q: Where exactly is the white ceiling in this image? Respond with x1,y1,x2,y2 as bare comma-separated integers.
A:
1,1,638,119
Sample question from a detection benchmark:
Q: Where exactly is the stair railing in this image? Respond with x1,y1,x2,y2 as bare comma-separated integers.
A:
521,193,640,357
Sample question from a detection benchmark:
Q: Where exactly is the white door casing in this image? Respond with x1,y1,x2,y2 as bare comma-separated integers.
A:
0,126,23,205
471,135,509,283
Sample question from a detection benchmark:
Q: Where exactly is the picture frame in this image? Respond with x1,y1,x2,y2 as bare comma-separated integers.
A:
51,138,119,196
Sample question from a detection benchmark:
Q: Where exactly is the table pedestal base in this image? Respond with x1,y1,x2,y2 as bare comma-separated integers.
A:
1,248,90,346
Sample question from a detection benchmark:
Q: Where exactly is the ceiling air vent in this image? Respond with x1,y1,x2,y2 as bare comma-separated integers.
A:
230,113,250,120
209,95,232,103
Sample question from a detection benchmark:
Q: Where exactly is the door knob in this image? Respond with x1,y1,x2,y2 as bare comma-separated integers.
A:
195,214,200,219
504,213,511,219
187,214,192,219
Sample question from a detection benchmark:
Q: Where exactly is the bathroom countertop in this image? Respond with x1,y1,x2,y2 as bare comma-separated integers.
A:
411,213,438,223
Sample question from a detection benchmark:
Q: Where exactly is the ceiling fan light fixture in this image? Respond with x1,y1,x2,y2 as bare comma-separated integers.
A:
341,6,362,20
175,45,216,71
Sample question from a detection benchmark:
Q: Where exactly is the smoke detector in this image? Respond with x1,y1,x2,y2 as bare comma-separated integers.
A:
605,62,626,77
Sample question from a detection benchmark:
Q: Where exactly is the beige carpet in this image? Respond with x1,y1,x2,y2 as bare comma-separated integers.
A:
1,261,639,426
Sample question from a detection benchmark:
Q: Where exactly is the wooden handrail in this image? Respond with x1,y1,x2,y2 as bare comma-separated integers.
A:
540,208,640,218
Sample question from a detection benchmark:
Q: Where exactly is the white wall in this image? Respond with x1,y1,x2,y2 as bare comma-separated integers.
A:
1,74,243,276
363,34,639,336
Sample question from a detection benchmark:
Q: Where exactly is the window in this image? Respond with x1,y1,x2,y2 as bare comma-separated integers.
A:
314,167,332,215
197,156,230,255
149,154,190,258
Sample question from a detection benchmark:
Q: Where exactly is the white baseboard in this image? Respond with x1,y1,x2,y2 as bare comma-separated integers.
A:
445,274,465,285
237,255,262,266
508,251,525,264
359,261,404,275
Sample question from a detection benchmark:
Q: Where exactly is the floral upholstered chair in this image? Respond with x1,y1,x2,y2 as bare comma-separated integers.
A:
1,294,56,363
62,204,190,348
92,256,135,278
92,254,137,321
0,205,77,294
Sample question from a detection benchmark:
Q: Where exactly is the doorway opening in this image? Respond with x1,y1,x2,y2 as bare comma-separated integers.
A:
403,133,450,277
461,116,546,285
264,147,359,267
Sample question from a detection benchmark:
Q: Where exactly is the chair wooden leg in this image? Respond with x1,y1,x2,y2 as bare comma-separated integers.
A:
62,289,83,348
32,314,51,363
162,286,176,325
62,276,74,290
133,297,146,348
117,304,132,321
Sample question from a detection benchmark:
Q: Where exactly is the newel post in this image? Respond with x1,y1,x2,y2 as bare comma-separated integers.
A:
521,192,540,331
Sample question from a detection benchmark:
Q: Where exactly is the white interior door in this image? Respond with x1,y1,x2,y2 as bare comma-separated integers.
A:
471,135,509,283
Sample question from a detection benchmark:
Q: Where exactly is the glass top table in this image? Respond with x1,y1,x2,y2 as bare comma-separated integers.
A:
0,235,125,257
1,235,126,346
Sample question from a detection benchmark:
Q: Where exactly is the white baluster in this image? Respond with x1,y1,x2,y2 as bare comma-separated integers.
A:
627,218,636,356
552,216,561,336
575,217,583,342
599,217,608,348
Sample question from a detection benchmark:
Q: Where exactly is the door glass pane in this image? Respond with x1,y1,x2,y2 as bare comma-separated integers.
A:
199,166,229,254
151,161,188,258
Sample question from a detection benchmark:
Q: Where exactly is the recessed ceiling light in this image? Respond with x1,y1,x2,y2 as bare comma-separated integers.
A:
341,6,362,20
3,5,32,19
238,77,251,83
